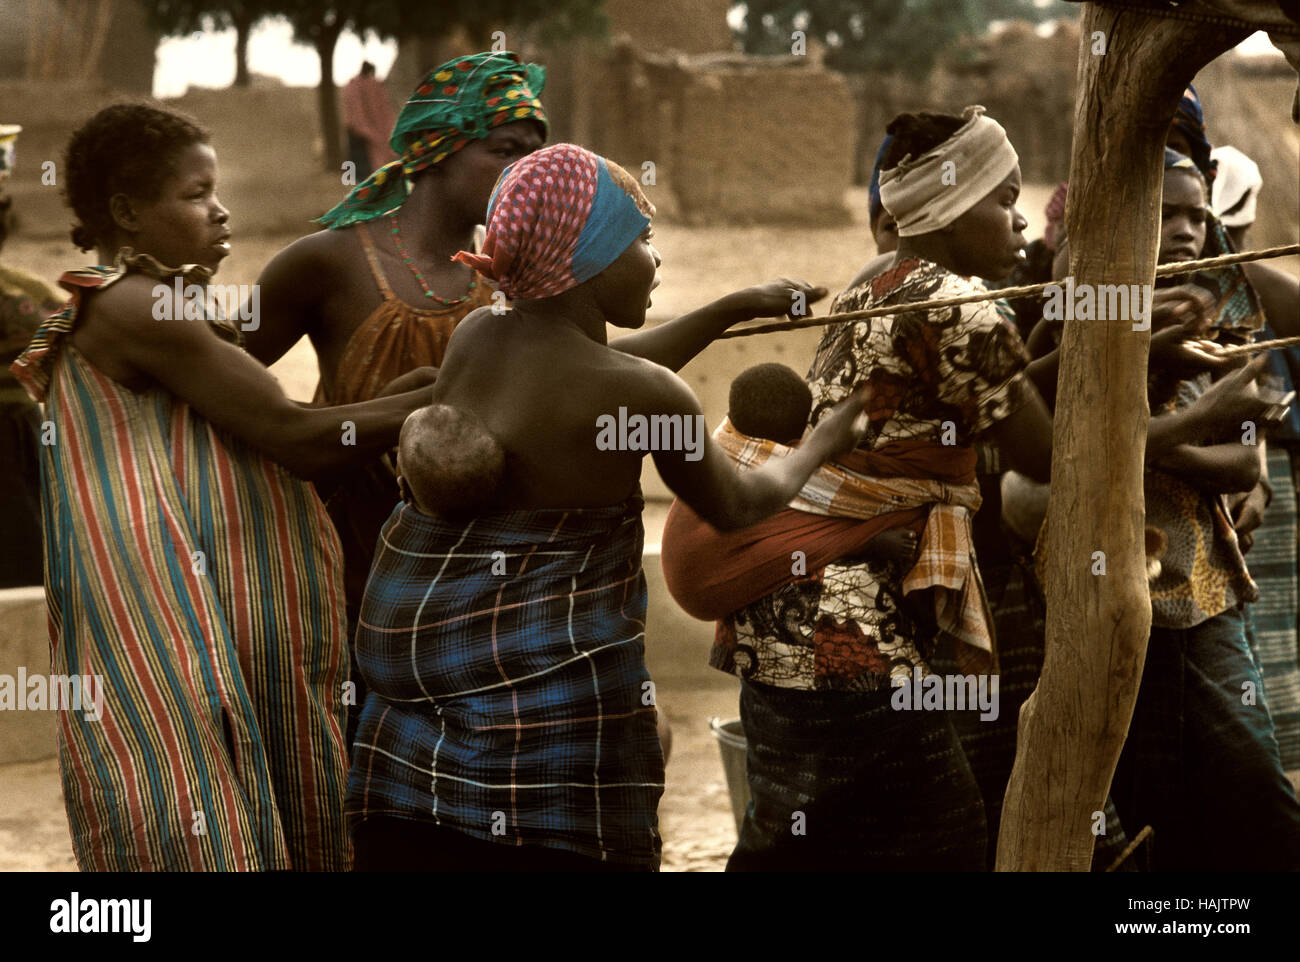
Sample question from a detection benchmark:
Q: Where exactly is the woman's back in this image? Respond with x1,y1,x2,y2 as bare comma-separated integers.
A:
431,307,670,510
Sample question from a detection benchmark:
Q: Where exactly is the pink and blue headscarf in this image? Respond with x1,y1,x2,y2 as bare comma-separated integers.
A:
452,143,653,300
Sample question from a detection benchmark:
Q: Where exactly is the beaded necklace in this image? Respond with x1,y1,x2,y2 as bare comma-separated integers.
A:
389,214,476,306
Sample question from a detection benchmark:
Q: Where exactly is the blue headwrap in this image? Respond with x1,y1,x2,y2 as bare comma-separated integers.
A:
1164,147,1204,182
867,133,893,226
1171,85,1217,186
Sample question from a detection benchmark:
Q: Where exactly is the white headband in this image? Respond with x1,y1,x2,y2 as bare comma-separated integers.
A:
878,105,1019,237
1210,145,1261,229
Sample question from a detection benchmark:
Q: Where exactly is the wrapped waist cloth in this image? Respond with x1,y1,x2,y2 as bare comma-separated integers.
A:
661,420,996,675
346,496,664,867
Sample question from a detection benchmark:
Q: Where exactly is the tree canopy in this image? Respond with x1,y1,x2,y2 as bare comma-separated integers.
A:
732,0,1073,75
144,1,608,168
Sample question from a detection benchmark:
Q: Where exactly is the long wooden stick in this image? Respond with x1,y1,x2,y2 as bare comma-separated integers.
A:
718,243,1299,339
1104,825,1154,873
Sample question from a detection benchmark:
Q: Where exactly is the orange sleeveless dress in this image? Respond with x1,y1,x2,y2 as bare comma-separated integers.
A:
315,222,495,612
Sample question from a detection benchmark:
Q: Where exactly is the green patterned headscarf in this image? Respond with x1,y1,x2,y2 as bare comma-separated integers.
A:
318,52,547,229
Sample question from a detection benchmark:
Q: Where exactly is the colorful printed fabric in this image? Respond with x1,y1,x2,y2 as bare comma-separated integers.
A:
0,264,63,365
452,143,653,300
346,497,664,867
1146,416,1260,629
10,249,202,402
708,511,988,689
706,261,1032,693
10,253,351,870
319,52,547,229
698,419,995,677
662,489,930,622
806,257,1035,449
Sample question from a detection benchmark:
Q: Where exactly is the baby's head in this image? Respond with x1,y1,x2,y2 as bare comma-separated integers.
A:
728,363,812,445
397,404,506,517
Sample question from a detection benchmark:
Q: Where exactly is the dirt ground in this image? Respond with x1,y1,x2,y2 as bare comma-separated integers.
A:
0,184,1058,872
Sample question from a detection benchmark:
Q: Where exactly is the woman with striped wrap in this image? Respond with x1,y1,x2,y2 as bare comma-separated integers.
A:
9,104,435,871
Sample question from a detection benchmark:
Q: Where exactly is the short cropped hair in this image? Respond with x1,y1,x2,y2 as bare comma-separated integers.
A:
63,103,209,252
728,363,812,444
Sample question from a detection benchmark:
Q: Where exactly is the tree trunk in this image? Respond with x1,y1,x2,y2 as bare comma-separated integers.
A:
233,12,253,88
316,18,344,173
80,0,114,84
995,2,1248,872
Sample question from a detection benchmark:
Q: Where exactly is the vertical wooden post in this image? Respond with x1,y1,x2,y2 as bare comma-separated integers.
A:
995,3,1247,871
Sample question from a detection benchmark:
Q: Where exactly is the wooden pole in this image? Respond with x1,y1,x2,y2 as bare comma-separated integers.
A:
315,15,345,173
995,2,1248,871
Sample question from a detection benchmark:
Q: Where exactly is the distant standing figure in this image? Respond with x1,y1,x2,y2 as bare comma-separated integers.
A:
342,61,397,176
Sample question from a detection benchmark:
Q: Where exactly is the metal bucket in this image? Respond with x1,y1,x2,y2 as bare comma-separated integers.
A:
709,717,750,835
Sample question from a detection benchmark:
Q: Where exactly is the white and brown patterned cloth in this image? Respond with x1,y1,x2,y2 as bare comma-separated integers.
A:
708,258,1035,692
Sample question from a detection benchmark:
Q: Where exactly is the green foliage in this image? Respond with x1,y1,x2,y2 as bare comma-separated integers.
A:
276,0,607,47
732,0,1073,76
443,0,608,43
147,1,609,52
276,1,389,48
144,1,276,37
264,0,608,170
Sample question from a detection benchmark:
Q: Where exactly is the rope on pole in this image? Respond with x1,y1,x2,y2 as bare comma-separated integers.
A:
1216,334,1300,358
717,243,1300,340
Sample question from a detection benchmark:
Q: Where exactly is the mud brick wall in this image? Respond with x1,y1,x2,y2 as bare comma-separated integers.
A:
561,48,855,226
602,0,734,55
